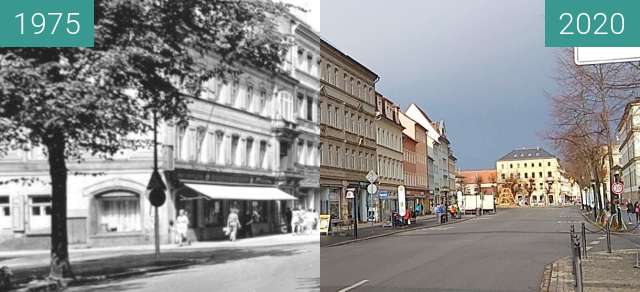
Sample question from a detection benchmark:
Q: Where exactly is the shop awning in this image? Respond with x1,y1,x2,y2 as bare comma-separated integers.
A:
181,183,297,201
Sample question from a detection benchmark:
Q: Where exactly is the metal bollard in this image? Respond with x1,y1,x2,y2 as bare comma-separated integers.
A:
606,224,612,254
575,246,584,292
570,225,577,282
581,222,587,258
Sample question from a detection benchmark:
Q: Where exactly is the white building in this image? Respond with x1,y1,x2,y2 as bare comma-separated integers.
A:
618,99,640,203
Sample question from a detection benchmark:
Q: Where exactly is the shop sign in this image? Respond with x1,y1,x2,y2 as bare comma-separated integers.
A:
378,191,389,198
319,214,331,234
346,188,355,199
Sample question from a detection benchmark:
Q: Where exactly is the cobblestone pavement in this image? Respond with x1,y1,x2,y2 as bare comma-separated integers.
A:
543,249,640,292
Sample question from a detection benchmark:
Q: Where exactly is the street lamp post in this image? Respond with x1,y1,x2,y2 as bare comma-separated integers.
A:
545,178,554,207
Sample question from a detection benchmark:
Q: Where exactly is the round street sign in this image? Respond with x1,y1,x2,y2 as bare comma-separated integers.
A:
367,183,378,195
612,182,624,195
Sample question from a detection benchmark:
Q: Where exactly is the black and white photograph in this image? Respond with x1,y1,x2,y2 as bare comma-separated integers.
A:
0,0,320,291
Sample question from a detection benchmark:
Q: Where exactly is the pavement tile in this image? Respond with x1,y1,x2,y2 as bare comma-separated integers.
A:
544,250,640,292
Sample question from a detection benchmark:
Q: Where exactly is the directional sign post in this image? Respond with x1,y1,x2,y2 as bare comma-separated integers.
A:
366,170,379,184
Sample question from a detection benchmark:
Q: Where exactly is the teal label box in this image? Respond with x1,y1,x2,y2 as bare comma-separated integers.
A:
0,0,93,47
546,0,640,47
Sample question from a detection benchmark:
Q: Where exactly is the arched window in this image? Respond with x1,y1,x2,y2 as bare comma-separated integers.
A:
93,191,141,234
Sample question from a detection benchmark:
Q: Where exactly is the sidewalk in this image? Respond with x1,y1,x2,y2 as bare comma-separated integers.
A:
579,209,640,234
2,233,319,291
542,249,640,292
321,214,473,247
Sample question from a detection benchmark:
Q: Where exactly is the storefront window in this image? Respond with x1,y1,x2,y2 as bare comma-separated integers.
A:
329,190,340,219
97,192,141,233
205,200,224,227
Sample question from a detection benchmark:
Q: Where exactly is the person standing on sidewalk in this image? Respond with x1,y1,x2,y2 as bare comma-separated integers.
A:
176,209,190,246
635,201,640,222
226,208,241,241
627,200,635,224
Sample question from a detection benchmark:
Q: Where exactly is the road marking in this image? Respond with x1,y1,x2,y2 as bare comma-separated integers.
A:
598,236,606,240
429,226,454,231
338,280,369,292
557,220,582,224
590,241,600,245
587,246,593,251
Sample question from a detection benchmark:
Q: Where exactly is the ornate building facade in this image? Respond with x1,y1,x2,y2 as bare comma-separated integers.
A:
318,39,379,223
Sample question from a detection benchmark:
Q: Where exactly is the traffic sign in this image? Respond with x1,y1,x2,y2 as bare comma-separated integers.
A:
612,182,624,195
367,183,378,195
365,170,378,183
346,188,355,199
575,47,640,65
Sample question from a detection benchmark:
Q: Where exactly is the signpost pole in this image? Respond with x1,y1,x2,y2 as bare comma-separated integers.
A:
353,192,358,239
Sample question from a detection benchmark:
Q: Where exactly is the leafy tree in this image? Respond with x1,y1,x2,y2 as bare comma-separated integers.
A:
0,0,293,280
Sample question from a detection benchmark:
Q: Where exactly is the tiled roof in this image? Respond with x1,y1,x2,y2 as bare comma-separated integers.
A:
497,147,556,161
459,169,497,184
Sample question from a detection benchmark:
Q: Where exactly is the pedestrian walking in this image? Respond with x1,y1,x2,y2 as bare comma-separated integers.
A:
635,201,640,222
627,200,635,224
226,208,241,241
176,209,190,246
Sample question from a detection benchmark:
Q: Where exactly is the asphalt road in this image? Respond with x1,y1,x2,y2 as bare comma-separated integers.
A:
320,207,640,292
65,242,319,292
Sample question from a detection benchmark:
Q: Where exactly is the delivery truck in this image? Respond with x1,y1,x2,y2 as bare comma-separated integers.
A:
460,194,495,215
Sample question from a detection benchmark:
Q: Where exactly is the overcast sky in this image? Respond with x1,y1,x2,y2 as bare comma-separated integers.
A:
319,0,561,170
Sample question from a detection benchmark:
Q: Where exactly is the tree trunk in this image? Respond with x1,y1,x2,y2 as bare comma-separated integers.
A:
45,132,73,279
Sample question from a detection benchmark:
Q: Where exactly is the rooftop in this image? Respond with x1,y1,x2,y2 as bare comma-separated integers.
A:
497,147,556,162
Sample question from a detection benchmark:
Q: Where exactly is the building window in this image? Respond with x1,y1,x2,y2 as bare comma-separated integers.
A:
259,141,267,169
307,97,313,121
96,191,141,233
230,79,239,106
176,126,186,160
195,126,206,163
231,135,239,166
0,196,9,217
204,200,224,227
214,131,224,164
547,171,552,177
510,164,513,169
548,162,551,167
245,138,254,168
31,196,51,216
259,90,267,116
246,86,254,111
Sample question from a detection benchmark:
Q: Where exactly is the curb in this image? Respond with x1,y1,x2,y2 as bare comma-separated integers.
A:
15,262,195,292
325,216,475,247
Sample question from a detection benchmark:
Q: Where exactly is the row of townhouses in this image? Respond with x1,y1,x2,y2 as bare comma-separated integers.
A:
317,40,458,224
0,12,321,247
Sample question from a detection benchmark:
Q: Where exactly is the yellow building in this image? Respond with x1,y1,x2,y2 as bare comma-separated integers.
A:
496,147,566,206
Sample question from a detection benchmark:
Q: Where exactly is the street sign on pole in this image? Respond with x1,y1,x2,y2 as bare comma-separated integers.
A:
366,170,379,183
367,183,378,195
398,185,406,217
612,182,624,196
575,47,640,65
